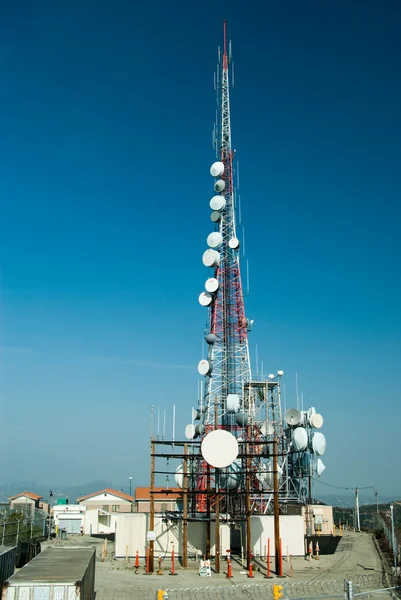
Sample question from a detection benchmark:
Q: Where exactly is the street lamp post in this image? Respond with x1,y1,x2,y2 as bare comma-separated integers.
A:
374,490,379,514
129,477,132,497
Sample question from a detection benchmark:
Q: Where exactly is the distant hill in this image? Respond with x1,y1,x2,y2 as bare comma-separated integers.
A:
0,480,130,503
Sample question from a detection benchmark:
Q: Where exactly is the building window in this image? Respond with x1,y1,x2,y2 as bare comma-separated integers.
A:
112,505,119,513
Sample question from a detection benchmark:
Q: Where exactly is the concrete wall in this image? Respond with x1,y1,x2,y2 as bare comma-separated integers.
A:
136,500,180,513
78,492,133,513
247,515,305,557
115,513,230,559
302,505,334,535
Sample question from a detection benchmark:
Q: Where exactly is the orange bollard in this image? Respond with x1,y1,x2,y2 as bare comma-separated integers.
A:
265,538,273,579
169,545,177,576
248,563,254,578
227,559,232,579
315,541,320,560
135,550,139,568
308,541,313,562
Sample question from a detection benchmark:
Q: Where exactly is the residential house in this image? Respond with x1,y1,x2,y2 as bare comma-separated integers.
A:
76,488,135,513
135,487,182,513
8,492,43,515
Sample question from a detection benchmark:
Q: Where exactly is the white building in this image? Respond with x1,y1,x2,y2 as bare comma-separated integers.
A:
76,488,135,536
53,504,86,534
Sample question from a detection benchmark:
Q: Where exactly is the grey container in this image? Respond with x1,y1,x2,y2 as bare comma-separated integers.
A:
2,546,96,600
0,547,16,591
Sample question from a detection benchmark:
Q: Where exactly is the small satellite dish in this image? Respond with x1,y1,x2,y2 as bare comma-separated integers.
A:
205,333,217,345
175,464,183,489
210,195,226,211
205,278,219,293
236,412,248,427
210,211,221,223
185,424,196,440
260,423,274,437
310,413,323,429
315,458,326,477
198,360,212,376
228,237,240,249
292,427,308,451
214,179,226,193
284,408,301,426
312,432,326,456
199,292,212,306
195,423,205,436
226,393,240,413
210,161,224,178
201,429,238,468
207,232,223,248
192,408,200,421
202,249,220,267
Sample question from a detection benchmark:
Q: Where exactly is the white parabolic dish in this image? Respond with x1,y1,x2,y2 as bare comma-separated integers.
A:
202,249,220,268
315,458,326,477
292,427,308,451
284,408,301,426
199,292,212,306
210,161,224,177
207,232,223,248
226,393,240,413
210,195,226,211
175,464,183,488
310,413,324,429
198,359,212,376
185,424,195,440
228,237,240,249
312,432,326,456
201,430,239,468
205,278,219,293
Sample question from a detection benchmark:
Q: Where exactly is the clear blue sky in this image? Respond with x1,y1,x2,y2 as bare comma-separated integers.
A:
0,0,400,498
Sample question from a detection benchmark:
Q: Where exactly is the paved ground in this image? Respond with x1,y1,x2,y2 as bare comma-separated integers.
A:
42,529,385,594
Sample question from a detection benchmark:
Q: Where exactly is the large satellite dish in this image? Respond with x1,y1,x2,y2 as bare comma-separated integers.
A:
201,430,239,468
228,237,240,249
195,423,205,436
219,459,241,491
207,232,223,248
312,432,326,456
205,278,219,293
210,161,224,177
198,292,212,307
185,424,196,440
210,195,226,211
198,359,212,376
202,249,220,268
205,333,217,345
192,408,200,421
310,413,324,429
226,393,240,413
315,458,326,477
292,427,308,451
284,408,301,426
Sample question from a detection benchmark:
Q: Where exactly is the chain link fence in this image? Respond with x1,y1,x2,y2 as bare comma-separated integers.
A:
0,508,48,545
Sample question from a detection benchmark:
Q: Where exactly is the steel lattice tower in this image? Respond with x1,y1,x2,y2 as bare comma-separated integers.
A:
199,22,252,431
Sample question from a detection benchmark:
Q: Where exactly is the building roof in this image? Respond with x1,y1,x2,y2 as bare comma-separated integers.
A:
76,488,134,503
8,491,43,501
135,487,182,501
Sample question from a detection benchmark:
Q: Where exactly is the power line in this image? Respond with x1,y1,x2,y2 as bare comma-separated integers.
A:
312,477,377,492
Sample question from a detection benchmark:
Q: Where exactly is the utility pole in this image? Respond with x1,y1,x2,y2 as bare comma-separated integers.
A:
182,444,188,569
48,491,53,541
149,439,155,573
245,442,251,570
273,439,281,575
354,488,360,532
